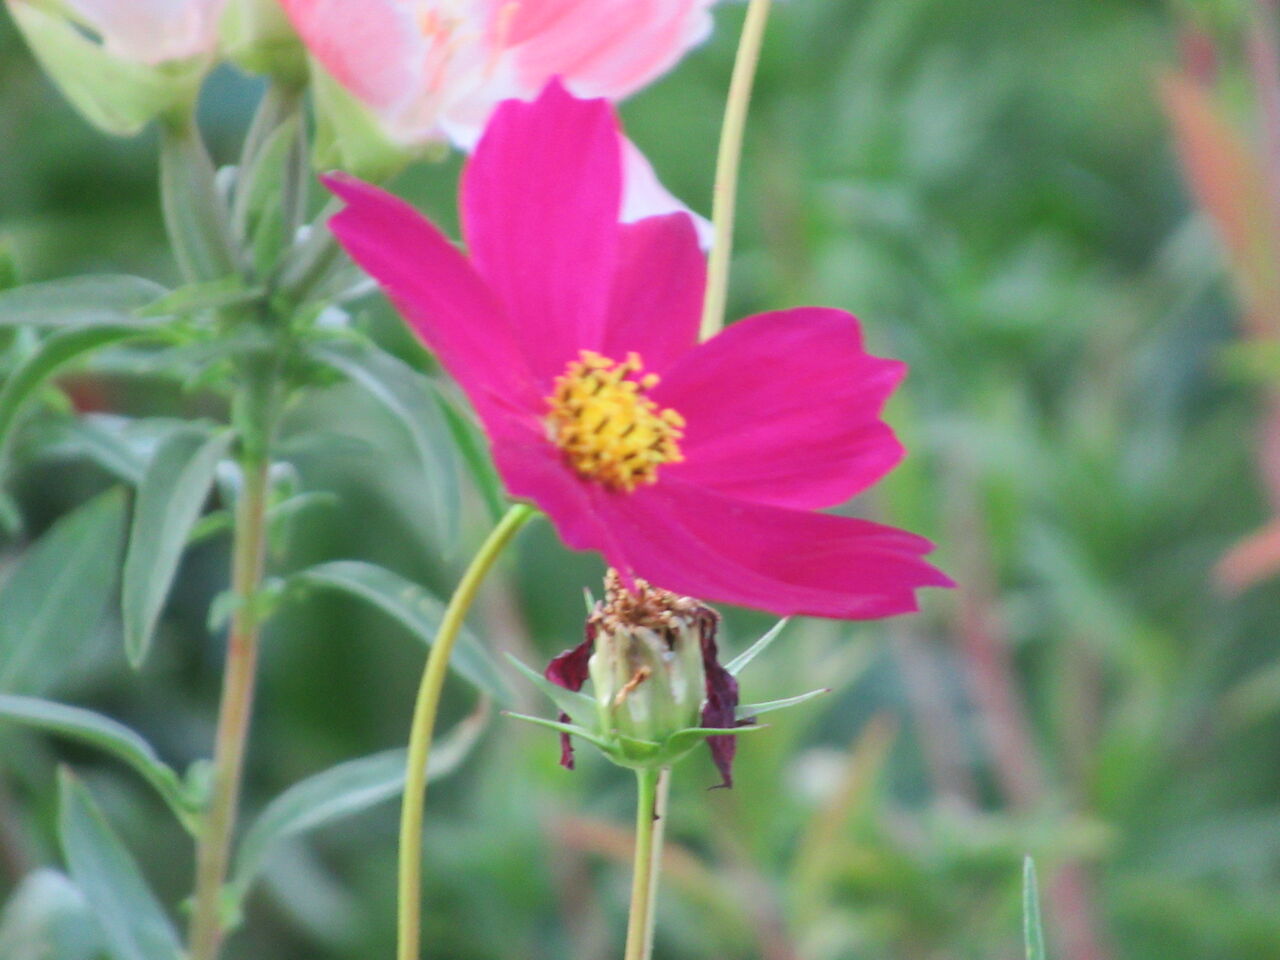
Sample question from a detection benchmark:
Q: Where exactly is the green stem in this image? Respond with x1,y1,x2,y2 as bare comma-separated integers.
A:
698,0,774,342
397,503,535,960
624,767,669,960
186,452,272,960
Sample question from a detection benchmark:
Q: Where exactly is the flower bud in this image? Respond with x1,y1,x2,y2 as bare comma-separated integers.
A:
586,572,711,745
6,0,223,136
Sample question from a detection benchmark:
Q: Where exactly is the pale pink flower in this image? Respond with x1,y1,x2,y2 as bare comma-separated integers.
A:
280,0,718,145
61,0,228,64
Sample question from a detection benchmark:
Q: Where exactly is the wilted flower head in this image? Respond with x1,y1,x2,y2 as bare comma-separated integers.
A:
325,82,950,619
512,572,827,788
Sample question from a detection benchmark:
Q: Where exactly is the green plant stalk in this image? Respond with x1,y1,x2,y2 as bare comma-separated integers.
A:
397,503,535,960
624,767,666,960
699,0,773,341
186,449,271,960
641,767,671,959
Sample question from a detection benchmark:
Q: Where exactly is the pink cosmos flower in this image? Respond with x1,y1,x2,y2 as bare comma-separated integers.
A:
59,0,227,64
323,82,952,619
279,0,717,145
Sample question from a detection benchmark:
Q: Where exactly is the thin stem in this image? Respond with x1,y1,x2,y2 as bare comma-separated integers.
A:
699,0,773,342
397,503,535,960
623,767,664,960
639,767,671,960
186,454,272,960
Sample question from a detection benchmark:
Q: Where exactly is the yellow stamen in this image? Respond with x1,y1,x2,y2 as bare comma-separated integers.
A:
546,350,685,493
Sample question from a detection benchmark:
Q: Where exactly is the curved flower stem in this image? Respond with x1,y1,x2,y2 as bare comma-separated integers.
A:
624,766,671,960
397,503,536,960
699,0,773,342
187,452,271,960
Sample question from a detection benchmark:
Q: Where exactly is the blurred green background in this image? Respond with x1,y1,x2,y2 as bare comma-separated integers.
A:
4,0,1280,958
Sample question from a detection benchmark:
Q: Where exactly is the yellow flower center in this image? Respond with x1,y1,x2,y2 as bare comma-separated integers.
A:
546,351,686,493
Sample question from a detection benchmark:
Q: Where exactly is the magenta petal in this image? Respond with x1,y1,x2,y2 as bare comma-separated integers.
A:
545,624,596,771
600,213,704,376
486,411,631,571
652,308,907,510
322,173,537,418
599,480,953,619
461,80,622,384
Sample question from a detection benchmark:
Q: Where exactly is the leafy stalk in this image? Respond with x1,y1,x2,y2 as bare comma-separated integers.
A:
185,452,272,960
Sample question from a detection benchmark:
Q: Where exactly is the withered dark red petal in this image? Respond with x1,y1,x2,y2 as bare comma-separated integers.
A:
696,609,744,789
545,623,597,770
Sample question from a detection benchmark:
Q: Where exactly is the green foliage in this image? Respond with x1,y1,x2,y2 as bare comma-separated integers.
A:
121,426,233,667
0,869,102,960
0,490,126,695
0,696,191,827
57,772,183,960
1023,858,1046,960
288,560,511,702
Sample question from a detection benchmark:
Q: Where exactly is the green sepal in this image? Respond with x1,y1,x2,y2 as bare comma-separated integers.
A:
725,618,790,676
736,688,830,720
504,655,597,720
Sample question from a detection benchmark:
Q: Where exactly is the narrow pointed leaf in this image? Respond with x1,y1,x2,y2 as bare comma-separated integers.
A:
505,654,597,719
0,695,190,826
0,869,103,960
230,706,486,899
135,277,262,320
736,688,830,720
58,772,183,960
0,326,156,457
307,339,460,541
501,711,614,751
0,276,168,328
726,619,790,676
0,489,127,695
1023,856,1046,960
431,381,506,522
289,561,511,702
122,428,233,667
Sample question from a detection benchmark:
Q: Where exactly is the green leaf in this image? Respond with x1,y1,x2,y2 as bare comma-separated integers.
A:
1023,856,1046,960
0,490,127,695
736,688,830,720
0,869,103,960
431,382,506,522
159,121,238,285
0,276,169,328
0,326,159,459
232,115,308,277
662,723,770,754
0,696,191,829
122,428,234,667
290,560,511,703
229,707,487,901
725,619,790,676
58,772,183,960
504,654,597,720
135,277,262,320
306,339,460,542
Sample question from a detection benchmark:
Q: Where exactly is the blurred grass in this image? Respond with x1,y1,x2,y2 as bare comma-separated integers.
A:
3,1,1280,959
